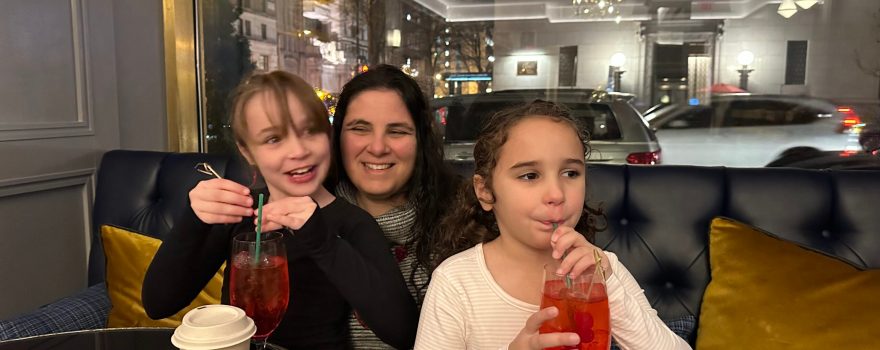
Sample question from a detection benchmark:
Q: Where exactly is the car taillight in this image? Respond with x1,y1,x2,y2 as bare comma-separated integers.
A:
839,149,859,157
837,105,862,132
626,150,661,165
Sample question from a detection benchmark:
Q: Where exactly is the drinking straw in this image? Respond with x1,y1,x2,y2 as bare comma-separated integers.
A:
553,223,573,289
254,193,264,264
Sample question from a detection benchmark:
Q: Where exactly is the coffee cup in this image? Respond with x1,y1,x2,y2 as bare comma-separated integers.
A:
172,304,256,350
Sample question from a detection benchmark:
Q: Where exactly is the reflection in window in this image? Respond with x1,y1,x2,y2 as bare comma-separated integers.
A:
195,0,880,172
201,0,496,153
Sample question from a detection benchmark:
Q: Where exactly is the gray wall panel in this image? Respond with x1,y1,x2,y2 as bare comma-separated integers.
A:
0,173,92,318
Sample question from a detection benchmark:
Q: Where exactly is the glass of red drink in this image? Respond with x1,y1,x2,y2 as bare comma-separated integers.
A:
230,231,289,350
539,261,610,350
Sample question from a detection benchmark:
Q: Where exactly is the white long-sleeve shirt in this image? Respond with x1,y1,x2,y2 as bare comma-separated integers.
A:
414,243,692,350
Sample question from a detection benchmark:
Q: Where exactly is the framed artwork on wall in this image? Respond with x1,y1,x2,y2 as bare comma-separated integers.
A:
517,61,537,75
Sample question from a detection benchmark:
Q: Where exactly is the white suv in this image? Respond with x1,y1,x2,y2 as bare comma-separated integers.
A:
645,94,863,167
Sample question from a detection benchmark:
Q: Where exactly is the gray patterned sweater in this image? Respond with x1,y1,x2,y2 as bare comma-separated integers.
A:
338,183,428,349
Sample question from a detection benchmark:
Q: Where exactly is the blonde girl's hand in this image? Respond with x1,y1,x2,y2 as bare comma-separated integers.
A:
256,196,317,232
508,307,579,350
550,225,613,279
189,178,254,224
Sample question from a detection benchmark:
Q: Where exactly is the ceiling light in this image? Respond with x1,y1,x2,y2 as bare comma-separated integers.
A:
778,0,797,18
795,0,818,9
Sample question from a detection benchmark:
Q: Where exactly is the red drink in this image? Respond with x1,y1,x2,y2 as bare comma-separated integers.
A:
539,279,610,350
230,254,290,341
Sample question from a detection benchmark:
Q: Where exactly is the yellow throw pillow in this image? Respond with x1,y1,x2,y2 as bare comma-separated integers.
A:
697,217,880,349
101,224,224,327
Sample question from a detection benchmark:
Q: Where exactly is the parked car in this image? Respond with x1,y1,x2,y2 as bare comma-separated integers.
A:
433,89,661,165
765,147,880,170
644,94,863,167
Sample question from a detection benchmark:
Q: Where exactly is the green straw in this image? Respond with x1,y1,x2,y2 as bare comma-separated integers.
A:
254,193,264,264
553,223,573,289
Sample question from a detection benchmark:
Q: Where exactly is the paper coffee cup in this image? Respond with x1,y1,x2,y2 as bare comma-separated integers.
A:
172,304,256,350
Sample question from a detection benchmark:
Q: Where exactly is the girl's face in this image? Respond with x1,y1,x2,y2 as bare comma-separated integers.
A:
475,116,586,251
237,91,331,201
340,89,418,207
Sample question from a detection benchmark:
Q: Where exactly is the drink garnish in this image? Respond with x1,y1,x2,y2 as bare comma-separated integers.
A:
195,162,222,179
593,249,606,281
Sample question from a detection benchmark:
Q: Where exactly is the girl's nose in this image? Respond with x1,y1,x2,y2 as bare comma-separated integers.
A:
543,179,565,206
286,136,309,159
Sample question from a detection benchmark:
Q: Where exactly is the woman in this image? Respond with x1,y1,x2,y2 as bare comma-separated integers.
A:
327,65,461,348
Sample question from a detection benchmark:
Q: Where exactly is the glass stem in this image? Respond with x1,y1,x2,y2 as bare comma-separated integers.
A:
254,339,269,350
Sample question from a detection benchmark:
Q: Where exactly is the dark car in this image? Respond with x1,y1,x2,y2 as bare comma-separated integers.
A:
433,89,661,165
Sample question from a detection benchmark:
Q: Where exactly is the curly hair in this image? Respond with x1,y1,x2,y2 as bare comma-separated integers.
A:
431,100,606,269
326,65,461,291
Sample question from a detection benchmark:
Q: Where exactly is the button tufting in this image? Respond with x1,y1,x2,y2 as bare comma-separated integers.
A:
620,218,628,226
821,230,831,238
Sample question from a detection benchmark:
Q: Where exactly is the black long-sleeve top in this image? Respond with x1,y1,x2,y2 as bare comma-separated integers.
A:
142,192,418,349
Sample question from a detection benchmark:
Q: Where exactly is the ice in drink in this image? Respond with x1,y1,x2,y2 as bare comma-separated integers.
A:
230,253,290,341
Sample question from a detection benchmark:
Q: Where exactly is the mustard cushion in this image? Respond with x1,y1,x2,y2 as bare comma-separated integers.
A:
101,225,223,327
697,217,880,349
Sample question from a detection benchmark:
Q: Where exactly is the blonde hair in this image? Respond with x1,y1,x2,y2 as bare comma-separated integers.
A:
229,71,330,149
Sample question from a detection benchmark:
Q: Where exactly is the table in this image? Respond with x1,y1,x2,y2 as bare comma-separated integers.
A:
0,327,175,349
0,328,287,350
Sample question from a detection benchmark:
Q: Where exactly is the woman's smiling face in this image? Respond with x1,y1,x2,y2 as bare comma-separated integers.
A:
340,89,418,208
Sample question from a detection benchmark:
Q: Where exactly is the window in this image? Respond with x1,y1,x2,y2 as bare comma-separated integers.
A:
194,0,875,169
654,107,713,129
256,55,269,71
723,100,790,127
566,103,621,141
785,40,808,85
558,46,578,87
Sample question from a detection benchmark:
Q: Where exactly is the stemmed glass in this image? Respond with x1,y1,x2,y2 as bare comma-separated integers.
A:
539,254,610,350
230,231,289,349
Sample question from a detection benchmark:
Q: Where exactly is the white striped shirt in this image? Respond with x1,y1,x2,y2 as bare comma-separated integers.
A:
414,243,692,350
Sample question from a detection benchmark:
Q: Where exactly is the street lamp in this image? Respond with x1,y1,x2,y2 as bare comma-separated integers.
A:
736,50,754,91
609,52,626,92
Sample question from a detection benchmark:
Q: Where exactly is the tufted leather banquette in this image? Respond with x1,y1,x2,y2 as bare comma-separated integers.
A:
587,164,880,333
74,151,879,346
87,150,252,285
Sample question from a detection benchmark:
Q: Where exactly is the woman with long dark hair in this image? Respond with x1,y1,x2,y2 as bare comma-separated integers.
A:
327,65,461,348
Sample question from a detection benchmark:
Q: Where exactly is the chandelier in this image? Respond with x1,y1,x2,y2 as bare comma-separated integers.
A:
572,0,623,21
401,58,419,78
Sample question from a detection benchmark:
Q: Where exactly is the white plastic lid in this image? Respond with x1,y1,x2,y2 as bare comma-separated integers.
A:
171,305,256,350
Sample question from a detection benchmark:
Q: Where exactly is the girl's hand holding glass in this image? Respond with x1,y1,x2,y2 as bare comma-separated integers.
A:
508,306,580,350
189,178,254,224
255,196,318,231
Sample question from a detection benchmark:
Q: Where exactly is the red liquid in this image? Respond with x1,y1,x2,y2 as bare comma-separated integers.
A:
230,254,290,341
539,280,610,350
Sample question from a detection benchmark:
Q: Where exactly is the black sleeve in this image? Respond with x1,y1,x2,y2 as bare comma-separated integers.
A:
141,207,230,319
291,202,418,349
